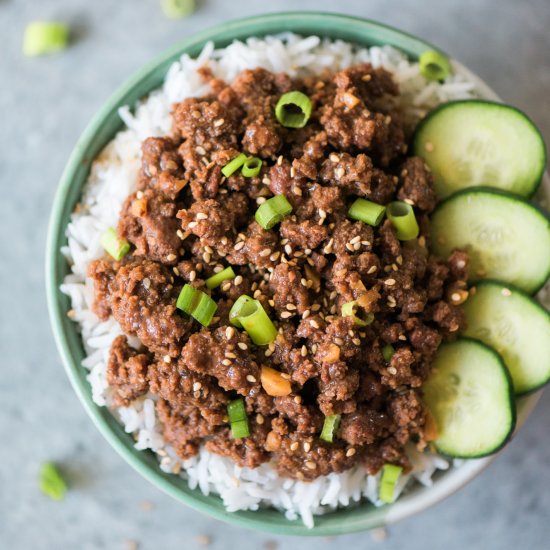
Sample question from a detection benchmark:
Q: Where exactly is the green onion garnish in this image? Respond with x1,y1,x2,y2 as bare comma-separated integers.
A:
205,266,236,289
229,295,256,328
275,91,313,128
100,227,131,261
320,414,341,443
230,296,277,345
419,50,452,81
386,201,420,241
221,153,247,177
242,157,263,178
160,0,196,19
382,344,395,363
227,398,250,439
379,464,403,503
23,22,69,57
255,194,293,230
341,300,374,327
348,198,386,227
176,284,217,327
39,462,67,501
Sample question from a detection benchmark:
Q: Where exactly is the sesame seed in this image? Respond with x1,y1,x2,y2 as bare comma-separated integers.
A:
234,275,243,286
163,355,171,363
424,141,434,152
399,334,407,341
318,208,327,219
451,292,461,302
214,118,224,127
303,442,311,452
329,153,340,162
188,221,198,229
264,349,273,357
302,310,311,319
346,243,355,252
277,155,283,166
234,241,245,251
259,248,272,257
284,244,293,255
166,254,177,262
294,395,302,404
222,359,231,366
388,366,398,375
280,311,293,319
193,382,202,391
225,352,237,359
290,442,299,451
404,198,415,206
334,337,344,346
293,186,303,196
385,278,396,286
143,277,151,289
268,299,275,307
301,345,307,357
350,235,361,245
256,197,266,205
225,326,235,339
387,296,397,307
246,375,257,383
335,167,345,179
346,448,356,457
270,251,280,262
196,212,208,220
286,303,296,310
310,320,320,329
305,461,316,470
173,267,180,276
352,338,361,346
203,252,211,263
311,304,321,311
195,146,206,155
311,344,318,353
280,372,291,380
296,472,305,480
221,282,231,291
353,242,361,251
136,190,144,199
256,414,264,425
237,342,248,350
501,288,512,296
253,290,262,299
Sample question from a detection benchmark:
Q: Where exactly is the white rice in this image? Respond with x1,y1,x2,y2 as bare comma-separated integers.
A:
61,34,481,528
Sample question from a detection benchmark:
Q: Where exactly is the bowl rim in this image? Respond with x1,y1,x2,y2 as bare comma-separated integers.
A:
45,11,544,537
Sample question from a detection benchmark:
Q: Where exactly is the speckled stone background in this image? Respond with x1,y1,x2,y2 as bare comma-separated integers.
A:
1,0,549,549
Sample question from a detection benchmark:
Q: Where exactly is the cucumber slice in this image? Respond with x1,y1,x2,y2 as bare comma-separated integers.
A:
430,188,550,294
462,281,550,395
414,100,547,198
423,338,515,458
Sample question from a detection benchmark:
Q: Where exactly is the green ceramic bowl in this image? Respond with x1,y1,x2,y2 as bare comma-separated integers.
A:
46,11,544,536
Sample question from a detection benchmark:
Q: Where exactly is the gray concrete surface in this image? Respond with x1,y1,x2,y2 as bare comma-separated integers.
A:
1,0,549,548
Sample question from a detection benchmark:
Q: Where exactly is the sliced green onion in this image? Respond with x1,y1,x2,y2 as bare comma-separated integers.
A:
229,295,256,328
39,462,67,501
23,22,69,57
320,414,341,443
160,0,195,19
382,344,395,363
348,198,386,226
221,153,247,177
176,284,217,327
242,157,263,178
255,195,293,230
342,300,374,327
419,50,452,81
231,297,277,345
227,398,250,439
379,464,403,503
275,91,313,128
100,227,131,261
386,201,419,241
205,266,236,289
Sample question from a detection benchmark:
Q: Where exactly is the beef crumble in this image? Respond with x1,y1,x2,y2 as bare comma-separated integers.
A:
88,63,468,481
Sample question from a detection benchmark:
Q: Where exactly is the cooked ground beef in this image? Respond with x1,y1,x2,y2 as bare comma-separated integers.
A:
88,63,468,481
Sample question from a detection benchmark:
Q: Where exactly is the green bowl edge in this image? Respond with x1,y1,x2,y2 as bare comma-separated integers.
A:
45,11,538,537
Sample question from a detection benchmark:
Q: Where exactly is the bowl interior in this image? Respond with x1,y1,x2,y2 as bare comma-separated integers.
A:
46,12,543,537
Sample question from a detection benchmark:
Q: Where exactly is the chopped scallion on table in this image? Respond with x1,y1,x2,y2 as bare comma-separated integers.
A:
255,194,293,230
23,22,69,57
348,198,386,226
160,0,196,19
205,266,236,289
386,201,419,241
241,157,263,177
39,462,67,501
275,91,312,128
100,227,131,261
379,464,403,503
342,300,375,327
419,50,452,81
176,284,217,326
320,414,341,443
221,153,247,177
227,398,249,439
